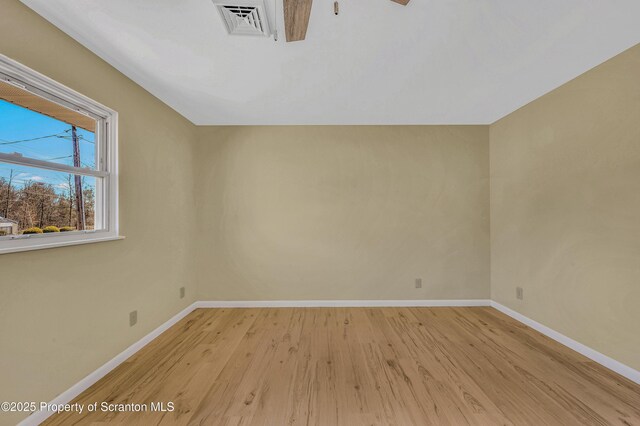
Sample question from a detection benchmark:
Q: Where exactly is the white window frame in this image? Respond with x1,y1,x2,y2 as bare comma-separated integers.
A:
0,54,121,254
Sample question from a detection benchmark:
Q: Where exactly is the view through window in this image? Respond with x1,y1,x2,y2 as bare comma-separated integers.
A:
0,88,98,236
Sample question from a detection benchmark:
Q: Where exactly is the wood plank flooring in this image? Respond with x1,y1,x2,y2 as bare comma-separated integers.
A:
43,307,640,425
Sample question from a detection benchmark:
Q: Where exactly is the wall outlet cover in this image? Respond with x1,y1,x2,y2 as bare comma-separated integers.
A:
129,310,138,326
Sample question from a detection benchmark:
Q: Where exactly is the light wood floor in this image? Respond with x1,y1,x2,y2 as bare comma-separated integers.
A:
44,307,640,425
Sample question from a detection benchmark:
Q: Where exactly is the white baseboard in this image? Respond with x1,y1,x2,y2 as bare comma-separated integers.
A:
18,298,639,425
490,301,640,385
17,302,200,426
195,299,491,308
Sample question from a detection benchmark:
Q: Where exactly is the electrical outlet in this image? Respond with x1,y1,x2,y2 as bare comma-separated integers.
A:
129,310,138,327
415,278,422,289
180,286,186,299
516,287,524,300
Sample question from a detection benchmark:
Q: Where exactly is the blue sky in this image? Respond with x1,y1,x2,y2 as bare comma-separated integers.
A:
0,99,96,194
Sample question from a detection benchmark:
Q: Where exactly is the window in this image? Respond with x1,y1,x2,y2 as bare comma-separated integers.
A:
0,54,119,254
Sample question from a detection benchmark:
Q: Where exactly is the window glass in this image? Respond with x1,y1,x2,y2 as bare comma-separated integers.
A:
0,163,97,235
0,99,96,169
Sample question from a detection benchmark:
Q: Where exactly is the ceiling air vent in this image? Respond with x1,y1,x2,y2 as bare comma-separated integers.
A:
212,0,272,37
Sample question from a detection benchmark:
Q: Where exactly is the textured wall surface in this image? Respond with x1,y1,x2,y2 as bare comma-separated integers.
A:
0,2,198,424
194,126,490,301
491,44,640,371
2,1,638,424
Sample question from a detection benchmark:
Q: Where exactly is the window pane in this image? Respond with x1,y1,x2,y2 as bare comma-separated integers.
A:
0,99,96,169
0,162,99,235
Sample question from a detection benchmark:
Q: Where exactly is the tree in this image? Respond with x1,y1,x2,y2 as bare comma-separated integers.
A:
5,179,95,233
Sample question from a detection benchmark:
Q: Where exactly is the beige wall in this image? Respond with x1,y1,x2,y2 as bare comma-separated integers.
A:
490,44,640,371
1,1,638,424
194,126,490,301
0,2,198,424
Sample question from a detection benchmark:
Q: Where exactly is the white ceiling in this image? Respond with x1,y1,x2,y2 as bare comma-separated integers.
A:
20,0,640,125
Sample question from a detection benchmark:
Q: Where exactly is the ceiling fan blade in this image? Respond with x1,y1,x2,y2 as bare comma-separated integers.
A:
391,0,410,5
283,0,313,42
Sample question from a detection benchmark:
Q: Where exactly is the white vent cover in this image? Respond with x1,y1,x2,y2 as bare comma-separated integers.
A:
212,0,272,37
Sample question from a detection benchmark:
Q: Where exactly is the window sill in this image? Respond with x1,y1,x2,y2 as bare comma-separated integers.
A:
0,234,125,255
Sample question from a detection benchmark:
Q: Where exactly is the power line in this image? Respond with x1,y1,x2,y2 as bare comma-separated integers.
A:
45,155,73,161
0,132,95,146
0,132,67,145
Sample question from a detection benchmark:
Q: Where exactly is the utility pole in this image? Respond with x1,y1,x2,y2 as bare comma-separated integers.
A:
67,174,73,227
4,169,12,218
71,125,86,230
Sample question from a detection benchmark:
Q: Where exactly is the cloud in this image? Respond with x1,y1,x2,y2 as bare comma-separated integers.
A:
15,172,46,183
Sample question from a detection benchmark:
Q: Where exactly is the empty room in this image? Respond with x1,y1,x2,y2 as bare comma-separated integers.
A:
1,0,639,425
